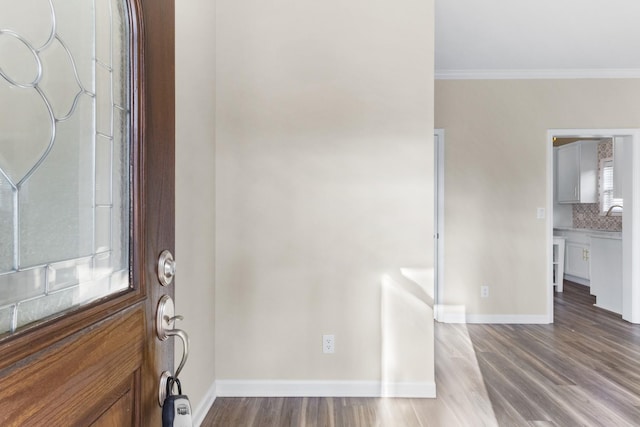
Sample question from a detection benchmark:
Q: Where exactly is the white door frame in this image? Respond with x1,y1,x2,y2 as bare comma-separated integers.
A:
434,129,445,321
547,128,640,323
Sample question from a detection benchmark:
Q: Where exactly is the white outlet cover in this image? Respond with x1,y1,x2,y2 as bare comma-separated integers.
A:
537,207,546,219
323,334,335,354
481,286,489,298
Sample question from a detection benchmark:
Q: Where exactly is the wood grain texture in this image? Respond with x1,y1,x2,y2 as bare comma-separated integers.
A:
0,308,144,426
468,281,640,426
203,281,640,426
91,382,135,427
137,0,176,423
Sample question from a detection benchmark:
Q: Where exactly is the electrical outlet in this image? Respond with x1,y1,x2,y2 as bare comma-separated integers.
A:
323,334,335,354
481,285,489,298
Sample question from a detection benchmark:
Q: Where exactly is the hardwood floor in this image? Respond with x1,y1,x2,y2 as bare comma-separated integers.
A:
202,282,640,426
468,281,640,426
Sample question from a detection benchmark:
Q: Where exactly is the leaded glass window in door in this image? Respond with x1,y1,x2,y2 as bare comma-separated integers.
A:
0,0,132,334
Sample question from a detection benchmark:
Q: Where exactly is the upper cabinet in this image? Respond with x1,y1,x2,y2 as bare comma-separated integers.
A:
556,140,598,204
556,144,580,203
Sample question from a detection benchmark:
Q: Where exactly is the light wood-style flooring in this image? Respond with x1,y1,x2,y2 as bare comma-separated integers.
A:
202,282,640,426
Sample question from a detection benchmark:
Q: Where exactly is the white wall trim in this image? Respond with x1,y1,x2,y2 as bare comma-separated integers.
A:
465,315,550,324
434,129,445,322
437,306,548,324
381,382,436,398
546,131,555,323
215,380,436,398
435,68,640,80
193,381,217,427
436,305,466,324
563,274,590,287
629,135,640,323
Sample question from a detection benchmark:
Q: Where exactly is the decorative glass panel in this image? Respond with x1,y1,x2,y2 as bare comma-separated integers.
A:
0,0,131,334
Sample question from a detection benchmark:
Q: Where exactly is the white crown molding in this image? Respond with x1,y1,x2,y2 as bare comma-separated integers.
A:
215,380,436,399
435,68,640,80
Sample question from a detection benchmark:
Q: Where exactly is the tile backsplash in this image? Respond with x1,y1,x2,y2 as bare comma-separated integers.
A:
573,203,622,230
572,139,622,231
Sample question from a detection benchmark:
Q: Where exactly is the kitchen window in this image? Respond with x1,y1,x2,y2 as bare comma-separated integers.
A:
601,158,623,215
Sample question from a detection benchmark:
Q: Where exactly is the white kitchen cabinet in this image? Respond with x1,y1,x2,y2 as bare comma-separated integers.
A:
565,242,590,280
554,228,591,285
556,141,598,204
557,144,580,203
590,235,622,314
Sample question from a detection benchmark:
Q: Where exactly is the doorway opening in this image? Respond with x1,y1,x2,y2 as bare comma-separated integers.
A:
547,129,640,324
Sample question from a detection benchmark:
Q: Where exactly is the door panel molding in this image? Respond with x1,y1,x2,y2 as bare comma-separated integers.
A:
0,307,144,426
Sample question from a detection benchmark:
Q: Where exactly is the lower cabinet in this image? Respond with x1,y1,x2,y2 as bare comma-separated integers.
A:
565,242,590,280
590,236,622,314
555,228,623,313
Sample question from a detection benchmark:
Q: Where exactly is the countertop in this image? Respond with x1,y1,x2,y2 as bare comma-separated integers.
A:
554,226,622,240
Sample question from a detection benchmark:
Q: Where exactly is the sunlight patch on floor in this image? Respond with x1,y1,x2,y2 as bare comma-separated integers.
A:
434,322,499,426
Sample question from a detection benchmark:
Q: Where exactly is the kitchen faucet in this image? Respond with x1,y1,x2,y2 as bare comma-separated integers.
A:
606,204,623,216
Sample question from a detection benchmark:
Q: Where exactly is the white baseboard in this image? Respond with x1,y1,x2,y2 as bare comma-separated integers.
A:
436,305,467,323
193,381,217,427
380,381,436,398
436,305,549,324
215,380,436,398
435,68,640,80
564,274,590,287
465,314,550,324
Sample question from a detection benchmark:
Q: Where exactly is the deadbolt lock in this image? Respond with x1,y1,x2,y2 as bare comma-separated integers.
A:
158,250,176,286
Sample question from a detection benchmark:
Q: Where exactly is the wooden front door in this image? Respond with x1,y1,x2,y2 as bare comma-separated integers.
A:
0,0,175,425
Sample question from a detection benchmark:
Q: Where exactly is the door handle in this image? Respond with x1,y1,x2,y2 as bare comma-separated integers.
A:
156,295,190,379
156,295,190,405
167,328,189,379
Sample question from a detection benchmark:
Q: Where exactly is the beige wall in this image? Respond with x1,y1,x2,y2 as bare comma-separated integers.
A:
435,79,640,317
175,0,216,413
215,0,435,386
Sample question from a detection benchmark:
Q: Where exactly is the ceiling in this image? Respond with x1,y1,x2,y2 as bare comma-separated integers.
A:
435,0,640,78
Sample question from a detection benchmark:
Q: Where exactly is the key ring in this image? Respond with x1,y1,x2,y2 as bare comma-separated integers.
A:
165,376,182,397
